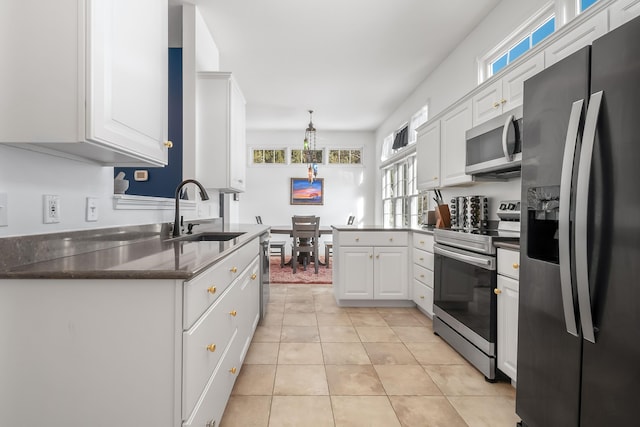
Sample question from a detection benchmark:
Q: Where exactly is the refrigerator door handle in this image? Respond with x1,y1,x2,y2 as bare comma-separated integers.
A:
501,114,515,161
575,90,603,344
559,99,584,337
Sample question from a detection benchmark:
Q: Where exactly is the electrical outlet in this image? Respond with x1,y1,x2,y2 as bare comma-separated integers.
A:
43,195,61,224
86,197,99,222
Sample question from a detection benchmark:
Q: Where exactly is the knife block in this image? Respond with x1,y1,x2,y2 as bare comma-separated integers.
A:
435,204,451,229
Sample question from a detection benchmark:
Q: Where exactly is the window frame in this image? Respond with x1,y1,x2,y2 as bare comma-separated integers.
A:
327,148,364,166
478,1,555,83
249,147,288,165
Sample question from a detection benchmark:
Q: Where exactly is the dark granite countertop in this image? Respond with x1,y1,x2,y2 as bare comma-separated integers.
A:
331,225,435,234
0,223,269,280
494,241,520,251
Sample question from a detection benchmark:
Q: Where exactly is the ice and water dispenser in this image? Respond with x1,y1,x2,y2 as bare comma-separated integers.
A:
527,186,561,264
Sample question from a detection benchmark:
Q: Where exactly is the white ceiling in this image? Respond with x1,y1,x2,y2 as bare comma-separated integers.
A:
182,0,501,131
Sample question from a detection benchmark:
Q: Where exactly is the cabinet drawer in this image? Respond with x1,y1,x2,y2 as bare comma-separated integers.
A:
412,233,434,253
339,231,407,247
184,240,258,329
413,264,433,288
497,248,520,280
412,248,434,270
182,328,244,426
183,277,242,418
413,280,433,316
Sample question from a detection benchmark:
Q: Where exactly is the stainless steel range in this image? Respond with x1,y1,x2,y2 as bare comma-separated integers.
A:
432,200,520,380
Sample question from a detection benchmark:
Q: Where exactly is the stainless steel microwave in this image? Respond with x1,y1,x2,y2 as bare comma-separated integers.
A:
465,106,523,178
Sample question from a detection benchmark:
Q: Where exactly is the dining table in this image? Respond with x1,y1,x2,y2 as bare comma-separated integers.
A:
269,225,333,267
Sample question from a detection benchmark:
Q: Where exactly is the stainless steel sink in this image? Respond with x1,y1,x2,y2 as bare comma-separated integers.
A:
167,232,245,242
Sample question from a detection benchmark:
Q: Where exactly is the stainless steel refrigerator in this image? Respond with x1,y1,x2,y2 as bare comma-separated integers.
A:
518,15,640,427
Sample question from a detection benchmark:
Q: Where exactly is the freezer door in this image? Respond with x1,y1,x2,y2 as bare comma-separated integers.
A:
517,46,590,427
580,15,640,427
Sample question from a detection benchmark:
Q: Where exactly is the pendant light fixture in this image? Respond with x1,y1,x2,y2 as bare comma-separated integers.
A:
303,110,318,183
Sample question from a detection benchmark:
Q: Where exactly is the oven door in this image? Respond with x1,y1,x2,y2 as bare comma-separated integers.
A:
433,243,497,355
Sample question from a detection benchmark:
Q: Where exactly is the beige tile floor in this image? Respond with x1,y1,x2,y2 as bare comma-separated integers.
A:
220,284,519,427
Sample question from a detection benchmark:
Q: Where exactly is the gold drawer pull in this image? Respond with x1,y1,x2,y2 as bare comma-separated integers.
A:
229,367,237,374
420,295,425,299
163,141,173,148
206,344,216,352
513,263,519,269
419,257,424,261
251,273,257,280
355,237,360,242
494,289,502,295
207,286,217,294
433,176,438,180
229,310,237,317
230,267,238,273
420,274,425,278
420,240,425,244
389,237,393,242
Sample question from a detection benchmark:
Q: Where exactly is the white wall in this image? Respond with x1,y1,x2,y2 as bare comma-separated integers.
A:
239,129,376,233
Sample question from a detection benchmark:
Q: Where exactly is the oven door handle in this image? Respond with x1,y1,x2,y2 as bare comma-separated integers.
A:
434,245,495,270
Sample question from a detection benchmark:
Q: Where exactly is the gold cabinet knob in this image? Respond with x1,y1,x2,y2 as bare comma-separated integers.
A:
419,257,424,261
420,274,425,278
501,98,507,104
433,176,438,180
251,273,257,280
369,254,373,259
229,310,237,317
206,344,216,352
494,288,502,295
355,237,360,242
229,367,237,374
493,101,500,108
164,141,173,148
420,241,425,244
420,295,425,299
376,254,380,259
513,263,519,269
207,286,217,294
230,267,238,273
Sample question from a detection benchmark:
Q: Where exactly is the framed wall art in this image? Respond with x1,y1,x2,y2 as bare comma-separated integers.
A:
290,178,324,205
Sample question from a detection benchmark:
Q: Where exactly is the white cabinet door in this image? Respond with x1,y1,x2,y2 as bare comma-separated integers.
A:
497,274,519,381
89,0,168,164
374,247,408,300
472,80,502,126
416,120,441,190
544,10,608,66
501,53,544,111
0,0,168,166
338,247,374,299
195,72,247,192
610,0,640,29
440,100,473,187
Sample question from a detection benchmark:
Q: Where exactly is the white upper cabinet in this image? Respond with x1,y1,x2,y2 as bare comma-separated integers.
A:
195,72,247,192
416,120,441,190
440,100,473,187
544,9,607,66
0,0,169,166
472,52,544,126
610,0,640,30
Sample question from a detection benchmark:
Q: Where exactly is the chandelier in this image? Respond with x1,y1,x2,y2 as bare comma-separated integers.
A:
303,110,318,183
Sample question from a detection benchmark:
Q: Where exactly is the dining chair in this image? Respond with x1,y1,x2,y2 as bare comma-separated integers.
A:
256,216,286,267
291,215,320,274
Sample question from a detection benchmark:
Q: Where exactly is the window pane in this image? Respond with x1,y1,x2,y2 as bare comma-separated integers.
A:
253,150,264,163
339,150,350,164
264,150,274,163
329,150,340,163
508,37,530,63
274,149,285,163
491,53,508,75
291,150,302,163
532,17,555,46
580,0,598,12
350,150,362,164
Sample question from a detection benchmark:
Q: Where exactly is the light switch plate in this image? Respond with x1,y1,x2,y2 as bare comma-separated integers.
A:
86,197,99,222
0,193,7,227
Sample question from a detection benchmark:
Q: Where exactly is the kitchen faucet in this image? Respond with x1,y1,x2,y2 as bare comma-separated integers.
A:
173,179,210,237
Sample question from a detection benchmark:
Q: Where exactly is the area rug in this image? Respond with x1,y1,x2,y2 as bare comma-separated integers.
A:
269,256,332,284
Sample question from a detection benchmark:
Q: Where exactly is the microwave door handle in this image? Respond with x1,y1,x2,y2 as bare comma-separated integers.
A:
559,99,584,337
575,91,603,344
501,114,515,161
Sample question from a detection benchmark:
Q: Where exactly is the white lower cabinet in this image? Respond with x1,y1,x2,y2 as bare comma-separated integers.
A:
496,248,520,382
412,232,434,317
0,240,260,427
334,231,409,302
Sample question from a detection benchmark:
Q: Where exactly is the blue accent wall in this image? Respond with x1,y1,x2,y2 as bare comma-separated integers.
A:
114,48,183,198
